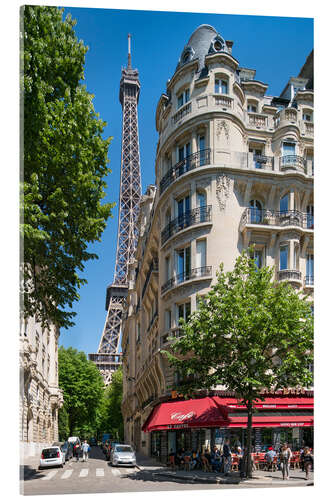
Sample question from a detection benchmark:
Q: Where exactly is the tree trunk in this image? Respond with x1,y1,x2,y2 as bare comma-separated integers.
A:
245,402,253,478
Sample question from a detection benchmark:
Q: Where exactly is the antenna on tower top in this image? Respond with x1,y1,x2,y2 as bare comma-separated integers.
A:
127,33,132,69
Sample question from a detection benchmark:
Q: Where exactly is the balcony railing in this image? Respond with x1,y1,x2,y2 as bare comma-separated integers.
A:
142,259,159,299
161,266,212,294
214,95,233,108
279,155,306,173
304,275,314,286
247,113,267,129
161,205,212,245
172,102,192,124
160,328,183,347
278,270,302,282
241,208,314,230
252,155,274,170
159,149,211,194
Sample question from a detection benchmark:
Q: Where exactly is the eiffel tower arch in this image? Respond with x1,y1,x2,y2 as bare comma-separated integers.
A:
89,35,142,385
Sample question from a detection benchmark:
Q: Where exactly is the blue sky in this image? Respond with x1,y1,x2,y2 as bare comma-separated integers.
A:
58,7,313,355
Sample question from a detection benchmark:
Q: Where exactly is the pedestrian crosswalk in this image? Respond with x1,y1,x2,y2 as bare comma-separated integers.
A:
39,467,137,481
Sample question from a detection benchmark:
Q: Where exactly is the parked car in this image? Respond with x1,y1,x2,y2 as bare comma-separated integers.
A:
61,441,74,461
39,446,66,469
110,444,136,467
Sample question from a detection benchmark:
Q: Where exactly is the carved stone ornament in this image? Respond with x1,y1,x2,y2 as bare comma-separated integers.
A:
216,120,230,142
216,174,233,211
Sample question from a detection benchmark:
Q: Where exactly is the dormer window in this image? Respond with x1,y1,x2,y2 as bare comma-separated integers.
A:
215,78,228,95
214,40,223,51
177,88,190,109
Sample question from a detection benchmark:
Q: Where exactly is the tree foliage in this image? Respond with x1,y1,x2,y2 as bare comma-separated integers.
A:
98,368,124,440
164,251,313,477
58,346,105,437
21,6,114,329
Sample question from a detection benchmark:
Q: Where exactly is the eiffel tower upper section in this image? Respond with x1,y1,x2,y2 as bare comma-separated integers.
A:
89,35,142,384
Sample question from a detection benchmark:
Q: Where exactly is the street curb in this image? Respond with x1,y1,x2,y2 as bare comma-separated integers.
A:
152,471,240,485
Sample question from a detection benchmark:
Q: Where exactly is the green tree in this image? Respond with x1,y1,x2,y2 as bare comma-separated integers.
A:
164,252,313,478
21,6,114,329
98,368,124,440
58,346,104,437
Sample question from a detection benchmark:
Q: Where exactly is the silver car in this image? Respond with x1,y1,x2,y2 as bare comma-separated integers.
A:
110,444,136,467
39,446,66,469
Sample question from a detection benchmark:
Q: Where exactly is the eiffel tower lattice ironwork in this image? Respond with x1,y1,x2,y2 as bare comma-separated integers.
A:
89,35,142,385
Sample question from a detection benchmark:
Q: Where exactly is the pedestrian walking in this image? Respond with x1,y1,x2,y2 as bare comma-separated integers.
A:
73,441,81,462
82,440,90,462
302,447,313,480
280,442,292,480
223,439,232,475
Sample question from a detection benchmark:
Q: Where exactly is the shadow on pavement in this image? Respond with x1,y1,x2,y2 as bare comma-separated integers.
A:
20,464,47,482
122,466,241,485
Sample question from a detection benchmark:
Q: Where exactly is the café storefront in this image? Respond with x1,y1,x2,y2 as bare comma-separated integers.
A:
142,393,314,462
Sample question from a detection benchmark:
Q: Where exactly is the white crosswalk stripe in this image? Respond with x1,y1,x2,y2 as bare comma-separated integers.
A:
61,469,73,479
41,470,58,480
79,468,89,477
96,468,104,477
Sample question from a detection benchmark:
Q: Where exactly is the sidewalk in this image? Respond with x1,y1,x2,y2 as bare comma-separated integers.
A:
138,461,314,486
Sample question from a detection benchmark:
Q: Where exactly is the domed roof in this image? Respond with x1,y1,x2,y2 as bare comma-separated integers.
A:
177,24,228,73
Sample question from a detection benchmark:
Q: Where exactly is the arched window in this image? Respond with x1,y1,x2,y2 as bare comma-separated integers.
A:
249,199,262,223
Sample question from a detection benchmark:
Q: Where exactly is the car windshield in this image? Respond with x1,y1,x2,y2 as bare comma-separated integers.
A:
115,445,133,453
42,448,59,458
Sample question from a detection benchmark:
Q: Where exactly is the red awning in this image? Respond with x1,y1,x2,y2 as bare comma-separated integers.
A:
213,396,313,410
226,414,314,428
142,397,228,432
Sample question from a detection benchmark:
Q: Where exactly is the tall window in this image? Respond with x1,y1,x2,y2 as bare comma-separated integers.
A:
306,254,314,279
306,204,314,229
280,193,289,213
196,240,207,269
253,249,263,269
197,191,206,222
249,199,262,223
177,302,191,325
176,246,191,281
178,142,191,174
293,244,299,269
177,195,190,228
177,88,190,109
280,245,289,270
247,103,257,112
199,135,206,166
215,78,228,94
249,147,263,169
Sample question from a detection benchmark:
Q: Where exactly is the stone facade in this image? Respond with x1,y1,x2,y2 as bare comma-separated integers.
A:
121,24,313,457
19,315,63,458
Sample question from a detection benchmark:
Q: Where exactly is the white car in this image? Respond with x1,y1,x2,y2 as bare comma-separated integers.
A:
39,446,66,469
110,444,136,467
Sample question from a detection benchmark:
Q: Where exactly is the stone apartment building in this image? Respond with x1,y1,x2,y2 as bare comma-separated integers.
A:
20,315,63,458
121,25,313,460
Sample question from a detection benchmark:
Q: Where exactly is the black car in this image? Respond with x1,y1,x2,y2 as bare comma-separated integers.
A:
61,441,74,461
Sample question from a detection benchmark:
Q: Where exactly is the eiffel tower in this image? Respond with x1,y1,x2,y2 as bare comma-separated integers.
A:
89,34,142,385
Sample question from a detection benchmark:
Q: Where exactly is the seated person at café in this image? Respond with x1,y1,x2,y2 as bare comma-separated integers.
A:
210,446,222,472
175,449,184,467
265,447,277,462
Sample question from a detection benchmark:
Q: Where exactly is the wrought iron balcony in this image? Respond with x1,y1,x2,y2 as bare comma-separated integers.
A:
141,259,159,299
161,205,212,245
279,155,306,172
240,208,314,230
161,266,212,295
159,149,211,194
278,270,302,283
304,275,314,287
252,155,274,170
